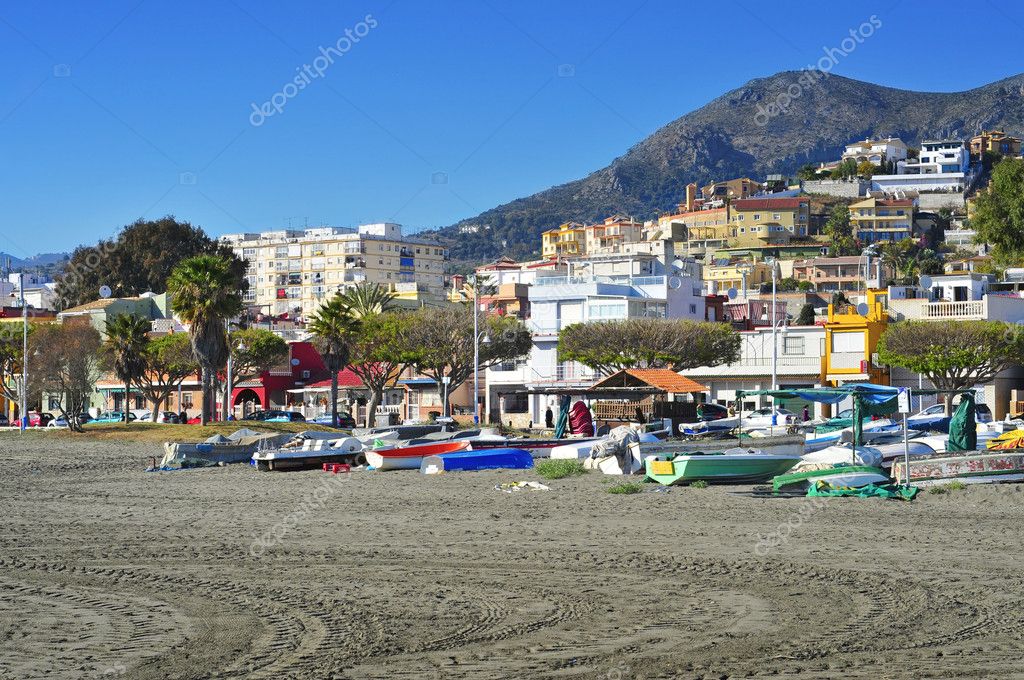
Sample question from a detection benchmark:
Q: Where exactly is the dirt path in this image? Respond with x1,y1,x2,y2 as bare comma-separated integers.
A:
2,434,1023,679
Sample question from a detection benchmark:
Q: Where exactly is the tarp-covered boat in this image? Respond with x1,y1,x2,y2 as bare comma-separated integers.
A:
420,448,533,474
772,464,890,492
162,430,293,467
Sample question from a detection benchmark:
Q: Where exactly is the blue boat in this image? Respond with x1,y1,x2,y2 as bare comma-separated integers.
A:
420,448,533,474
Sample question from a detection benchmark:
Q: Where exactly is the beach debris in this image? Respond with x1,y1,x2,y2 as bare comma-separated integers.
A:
494,481,551,493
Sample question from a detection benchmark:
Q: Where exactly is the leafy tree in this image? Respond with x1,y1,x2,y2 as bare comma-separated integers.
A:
337,282,396,319
347,312,414,427
308,295,361,428
878,320,1024,413
224,328,289,411
31,323,103,432
795,303,816,325
405,305,531,416
558,318,740,375
824,205,857,256
167,254,244,425
137,333,199,421
856,161,877,178
102,314,151,422
830,158,858,180
831,291,851,307
797,164,819,181
54,216,247,310
971,157,1024,263
0,323,32,419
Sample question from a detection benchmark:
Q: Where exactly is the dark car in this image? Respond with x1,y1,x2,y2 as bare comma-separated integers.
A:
0,414,9,427
244,409,306,422
696,403,729,421
311,413,357,428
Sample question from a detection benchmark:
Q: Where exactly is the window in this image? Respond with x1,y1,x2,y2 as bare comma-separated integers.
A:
831,332,865,353
753,214,761,220
773,213,781,220
783,335,805,355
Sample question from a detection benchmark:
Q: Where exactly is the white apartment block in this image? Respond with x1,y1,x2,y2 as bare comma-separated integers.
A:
222,223,448,318
485,255,706,428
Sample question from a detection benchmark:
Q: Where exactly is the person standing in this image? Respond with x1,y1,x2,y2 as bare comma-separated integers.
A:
545,406,554,429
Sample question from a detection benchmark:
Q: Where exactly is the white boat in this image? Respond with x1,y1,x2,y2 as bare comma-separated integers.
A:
253,436,366,471
550,440,598,460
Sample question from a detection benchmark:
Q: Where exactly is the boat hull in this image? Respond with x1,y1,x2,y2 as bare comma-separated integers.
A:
772,465,889,492
644,454,800,486
366,440,471,471
892,451,1024,485
421,448,533,474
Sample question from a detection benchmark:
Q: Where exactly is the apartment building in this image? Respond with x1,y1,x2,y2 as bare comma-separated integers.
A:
221,223,448,318
848,197,914,243
729,197,810,247
541,223,586,258
583,216,645,255
792,256,890,292
703,261,773,293
701,177,763,202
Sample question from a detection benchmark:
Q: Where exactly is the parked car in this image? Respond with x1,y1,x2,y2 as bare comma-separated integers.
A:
0,414,9,427
695,403,729,422
131,409,152,421
310,412,357,428
89,411,137,424
48,413,94,428
745,407,797,427
156,411,181,424
243,409,306,423
26,411,54,427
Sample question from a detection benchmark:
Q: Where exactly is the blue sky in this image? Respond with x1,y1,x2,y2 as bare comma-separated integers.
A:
2,0,1023,256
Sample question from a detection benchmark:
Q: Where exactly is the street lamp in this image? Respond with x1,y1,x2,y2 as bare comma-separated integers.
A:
441,375,451,419
764,256,781,393
10,276,27,432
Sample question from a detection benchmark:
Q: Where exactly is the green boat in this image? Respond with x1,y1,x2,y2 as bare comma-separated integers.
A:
771,464,890,492
643,449,801,486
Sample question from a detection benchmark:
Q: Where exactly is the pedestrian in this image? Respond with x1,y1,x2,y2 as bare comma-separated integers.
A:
545,406,554,429
179,409,188,424
802,405,810,422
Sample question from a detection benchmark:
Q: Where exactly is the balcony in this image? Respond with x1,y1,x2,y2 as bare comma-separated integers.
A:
887,295,1024,322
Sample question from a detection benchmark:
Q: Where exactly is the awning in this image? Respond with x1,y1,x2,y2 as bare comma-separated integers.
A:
825,373,871,382
398,378,437,386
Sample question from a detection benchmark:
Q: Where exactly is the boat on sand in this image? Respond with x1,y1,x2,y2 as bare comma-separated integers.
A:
643,448,801,485
772,464,890,492
365,440,470,470
420,448,533,474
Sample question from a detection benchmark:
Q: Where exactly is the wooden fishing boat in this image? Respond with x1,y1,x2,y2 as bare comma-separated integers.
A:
365,440,471,471
420,448,533,474
771,464,889,492
643,448,801,486
467,436,601,458
891,451,1024,486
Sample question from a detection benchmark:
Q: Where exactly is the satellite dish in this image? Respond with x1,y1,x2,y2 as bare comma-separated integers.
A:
98,285,112,299
919,275,932,289
856,302,869,316
290,359,300,366
727,288,738,300
668,276,682,289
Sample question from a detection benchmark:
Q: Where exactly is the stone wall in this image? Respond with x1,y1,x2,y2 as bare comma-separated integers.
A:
801,179,868,198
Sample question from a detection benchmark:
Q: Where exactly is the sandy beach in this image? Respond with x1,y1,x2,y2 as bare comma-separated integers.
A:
2,433,1024,679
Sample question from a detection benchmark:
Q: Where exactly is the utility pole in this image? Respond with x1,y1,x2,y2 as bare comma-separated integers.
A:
20,273,27,432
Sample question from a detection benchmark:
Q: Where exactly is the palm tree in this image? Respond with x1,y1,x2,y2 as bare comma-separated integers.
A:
103,314,151,422
308,294,361,428
338,282,396,319
167,254,243,425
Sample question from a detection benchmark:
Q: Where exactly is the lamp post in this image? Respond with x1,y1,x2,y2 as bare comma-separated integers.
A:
472,275,480,424
765,257,780,392
18,275,27,432
224,338,245,422
441,375,451,419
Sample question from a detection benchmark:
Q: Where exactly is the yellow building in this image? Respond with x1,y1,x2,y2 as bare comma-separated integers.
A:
541,222,586,258
969,129,1021,159
820,289,889,398
848,197,914,243
729,197,809,249
703,262,773,293
701,177,763,201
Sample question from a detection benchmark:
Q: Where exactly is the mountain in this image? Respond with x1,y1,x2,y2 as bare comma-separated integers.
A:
425,71,1024,264
0,251,70,272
